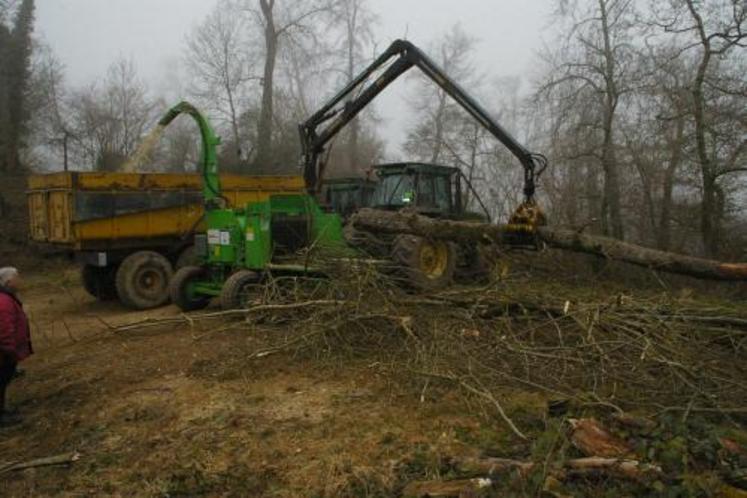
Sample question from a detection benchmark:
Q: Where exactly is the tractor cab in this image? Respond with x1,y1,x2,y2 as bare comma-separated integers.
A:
322,177,377,220
370,163,487,221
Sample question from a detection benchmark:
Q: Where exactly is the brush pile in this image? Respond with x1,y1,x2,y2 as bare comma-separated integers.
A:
115,255,747,495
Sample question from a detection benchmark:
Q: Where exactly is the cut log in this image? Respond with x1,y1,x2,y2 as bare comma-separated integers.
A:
567,418,632,458
537,228,747,281
401,456,663,496
401,477,494,498
562,457,662,482
350,208,747,281
450,456,535,478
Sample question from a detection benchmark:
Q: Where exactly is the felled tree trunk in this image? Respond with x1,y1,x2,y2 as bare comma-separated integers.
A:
349,208,747,281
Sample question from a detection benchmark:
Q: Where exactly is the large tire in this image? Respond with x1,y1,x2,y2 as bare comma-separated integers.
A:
454,243,492,284
115,251,174,310
343,222,389,257
390,235,456,291
170,266,211,312
175,245,199,269
220,270,262,311
81,265,118,301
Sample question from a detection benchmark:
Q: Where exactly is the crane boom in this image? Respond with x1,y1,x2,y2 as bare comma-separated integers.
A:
299,39,547,201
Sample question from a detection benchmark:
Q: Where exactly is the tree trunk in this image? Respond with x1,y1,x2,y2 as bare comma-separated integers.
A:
694,55,718,257
3,0,35,173
350,208,747,281
225,71,241,166
685,0,720,258
429,91,447,163
346,3,360,174
256,0,277,172
658,111,685,251
598,0,624,240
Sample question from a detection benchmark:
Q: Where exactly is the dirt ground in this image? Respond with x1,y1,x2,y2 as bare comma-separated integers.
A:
0,264,527,497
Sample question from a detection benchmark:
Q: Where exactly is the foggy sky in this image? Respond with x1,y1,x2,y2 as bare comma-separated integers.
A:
36,0,553,154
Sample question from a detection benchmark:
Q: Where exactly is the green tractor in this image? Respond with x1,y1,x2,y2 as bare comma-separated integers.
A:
343,162,493,289
168,39,547,311
165,102,349,311
368,163,488,220
321,177,377,221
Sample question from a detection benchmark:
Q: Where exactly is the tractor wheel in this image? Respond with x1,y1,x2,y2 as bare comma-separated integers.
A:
390,235,456,291
220,270,262,310
115,251,174,310
81,265,118,301
455,243,492,284
175,245,198,269
343,222,389,257
170,266,211,312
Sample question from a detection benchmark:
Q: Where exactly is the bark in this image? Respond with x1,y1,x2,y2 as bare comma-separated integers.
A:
223,45,241,162
404,455,662,495
449,457,535,478
561,457,662,482
598,0,624,240
2,0,34,173
0,452,80,474
256,0,277,171
402,478,493,498
685,0,719,257
658,110,685,251
350,208,747,281
345,1,360,173
430,89,447,163
568,418,632,458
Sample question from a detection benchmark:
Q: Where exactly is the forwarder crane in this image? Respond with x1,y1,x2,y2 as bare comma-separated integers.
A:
299,39,548,204
299,39,549,289
170,40,553,311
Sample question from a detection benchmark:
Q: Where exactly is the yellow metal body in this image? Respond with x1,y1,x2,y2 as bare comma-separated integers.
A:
27,172,305,251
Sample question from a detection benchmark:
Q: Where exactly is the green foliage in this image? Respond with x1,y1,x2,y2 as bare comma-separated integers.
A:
0,0,34,172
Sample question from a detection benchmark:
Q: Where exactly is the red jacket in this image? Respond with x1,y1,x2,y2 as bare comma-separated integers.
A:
0,289,32,363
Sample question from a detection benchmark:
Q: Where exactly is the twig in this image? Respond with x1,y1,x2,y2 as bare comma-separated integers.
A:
0,452,81,475
112,300,347,333
410,370,527,440
459,378,528,441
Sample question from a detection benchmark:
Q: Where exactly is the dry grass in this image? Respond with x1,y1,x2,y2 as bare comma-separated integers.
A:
2,252,746,496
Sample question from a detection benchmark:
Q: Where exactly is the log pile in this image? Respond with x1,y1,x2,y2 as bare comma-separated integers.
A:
350,208,747,281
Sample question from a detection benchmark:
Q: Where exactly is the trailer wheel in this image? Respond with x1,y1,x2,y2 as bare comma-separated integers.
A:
391,235,456,291
81,265,118,301
220,270,262,310
115,251,174,310
175,245,198,269
170,266,211,312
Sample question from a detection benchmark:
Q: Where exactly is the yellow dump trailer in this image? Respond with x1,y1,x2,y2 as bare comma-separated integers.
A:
28,172,305,308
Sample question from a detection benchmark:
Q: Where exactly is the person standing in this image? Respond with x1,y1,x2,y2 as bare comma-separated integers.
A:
0,267,32,427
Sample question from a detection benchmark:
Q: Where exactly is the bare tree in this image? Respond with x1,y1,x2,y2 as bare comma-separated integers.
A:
404,24,479,164
26,41,71,170
245,0,334,171
185,0,255,166
67,58,156,171
335,0,377,173
653,0,747,256
621,45,691,250
538,0,640,240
